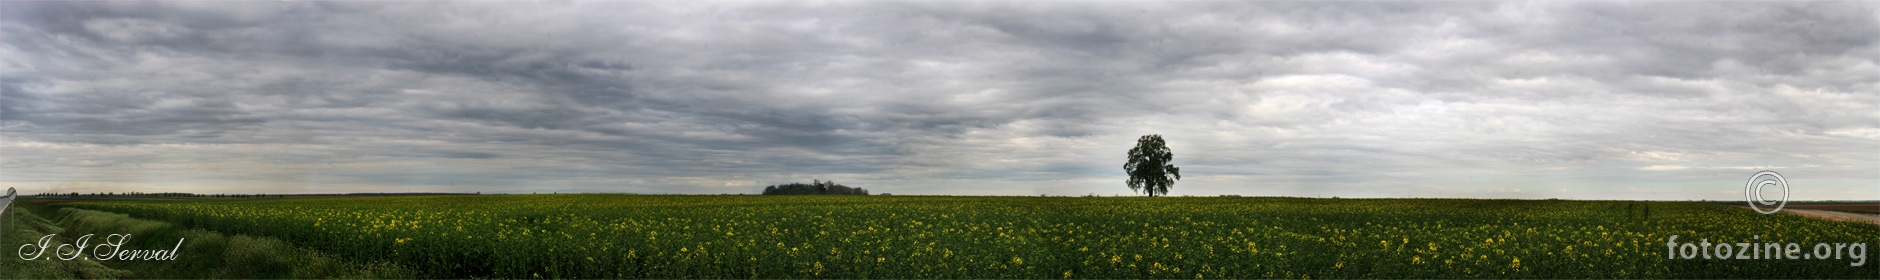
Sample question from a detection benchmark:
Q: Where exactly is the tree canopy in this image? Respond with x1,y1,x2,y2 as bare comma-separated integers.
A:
1124,134,1180,197
761,180,869,195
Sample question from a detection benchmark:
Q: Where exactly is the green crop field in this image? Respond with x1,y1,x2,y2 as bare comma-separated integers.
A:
58,195,1880,278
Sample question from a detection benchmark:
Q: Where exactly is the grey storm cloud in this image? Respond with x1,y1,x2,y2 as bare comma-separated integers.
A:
2,1,1875,200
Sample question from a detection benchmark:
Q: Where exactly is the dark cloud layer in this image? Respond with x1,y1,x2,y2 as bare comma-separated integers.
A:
3,1,1875,200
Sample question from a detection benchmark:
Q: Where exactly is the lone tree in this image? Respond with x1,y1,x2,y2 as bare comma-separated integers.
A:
1124,134,1181,197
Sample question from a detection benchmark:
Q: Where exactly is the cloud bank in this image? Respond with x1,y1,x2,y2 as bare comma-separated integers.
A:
3,1,1875,200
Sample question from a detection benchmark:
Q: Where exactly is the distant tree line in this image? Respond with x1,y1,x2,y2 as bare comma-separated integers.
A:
35,192,282,199
33,192,478,198
761,180,868,195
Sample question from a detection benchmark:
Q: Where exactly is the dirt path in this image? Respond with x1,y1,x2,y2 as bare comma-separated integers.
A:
1778,208,1880,226
1732,205,1880,226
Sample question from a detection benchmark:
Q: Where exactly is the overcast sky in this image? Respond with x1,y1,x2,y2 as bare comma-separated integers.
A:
3,1,1875,200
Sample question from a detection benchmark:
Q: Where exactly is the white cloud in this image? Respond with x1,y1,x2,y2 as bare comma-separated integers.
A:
1,1,1874,200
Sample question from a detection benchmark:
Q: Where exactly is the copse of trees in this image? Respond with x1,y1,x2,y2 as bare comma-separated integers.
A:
761,179,869,195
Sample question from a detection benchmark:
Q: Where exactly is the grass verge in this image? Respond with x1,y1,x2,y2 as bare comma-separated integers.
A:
2,199,129,278
4,198,414,279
